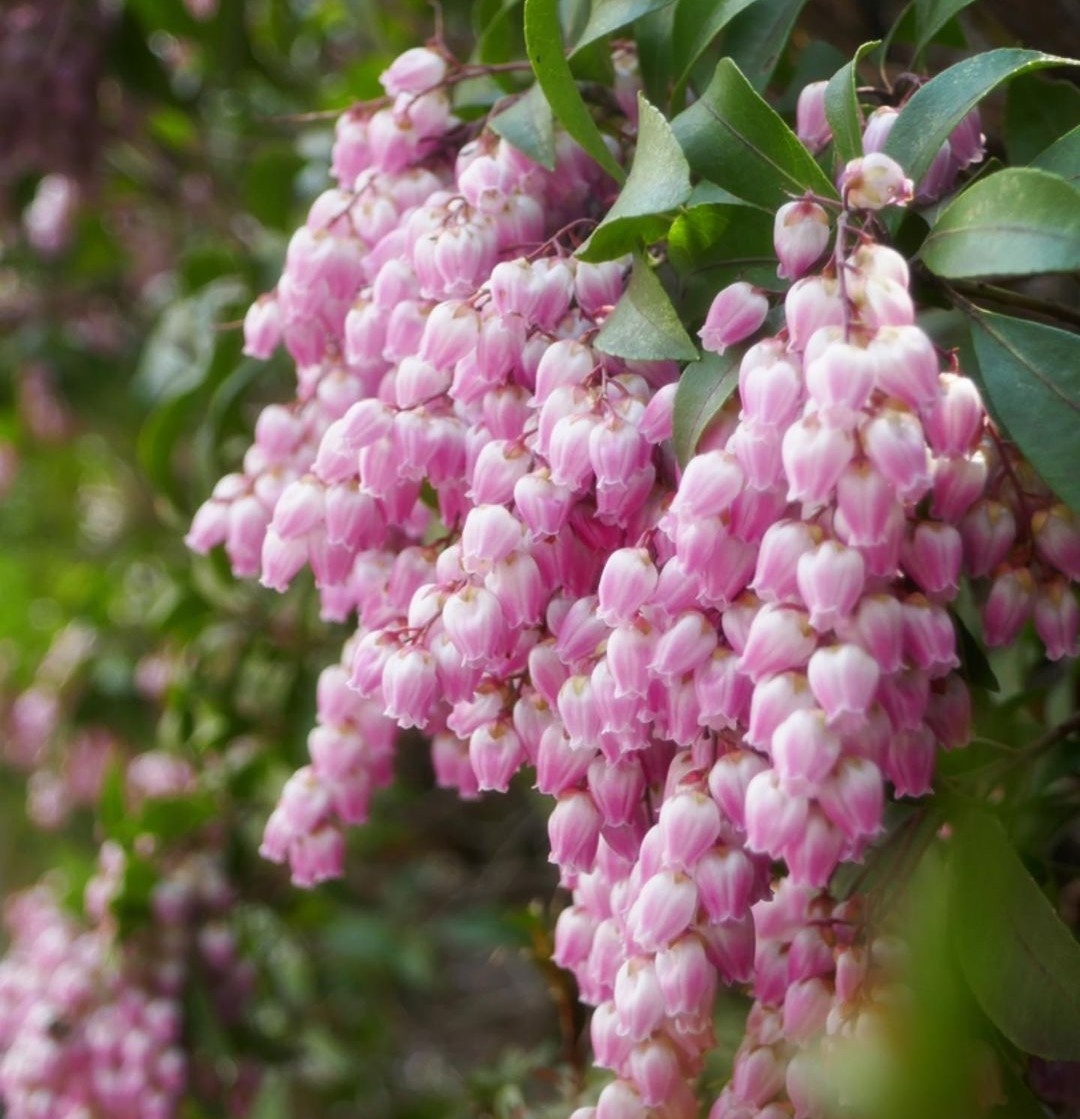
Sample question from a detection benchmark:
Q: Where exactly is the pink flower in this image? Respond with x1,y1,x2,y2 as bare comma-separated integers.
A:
699,283,770,354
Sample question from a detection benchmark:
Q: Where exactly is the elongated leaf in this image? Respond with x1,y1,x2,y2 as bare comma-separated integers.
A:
722,0,807,91
920,168,1080,279
672,58,837,210
824,41,881,165
949,810,1080,1060
1031,125,1080,184
635,2,677,105
578,94,692,261
885,49,1078,185
1005,73,1080,166
573,0,675,53
913,0,977,61
523,0,624,181
670,0,761,98
595,254,698,361
672,348,740,464
965,308,1080,512
490,84,557,169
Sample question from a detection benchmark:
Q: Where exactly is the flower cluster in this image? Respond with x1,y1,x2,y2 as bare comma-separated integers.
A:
0,755,256,1119
189,46,1080,1119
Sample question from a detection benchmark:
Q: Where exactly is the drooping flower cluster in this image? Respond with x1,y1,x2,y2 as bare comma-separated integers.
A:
188,46,1080,1119
0,755,257,1119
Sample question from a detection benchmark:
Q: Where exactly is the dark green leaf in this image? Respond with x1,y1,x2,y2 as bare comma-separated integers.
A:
913,0,977,61
966,308,1080,512
722,0,808,92
824,42,881,165
595,254,699,360
920,168,1080,279
474,0,526,65
949,810,1080,1060
635,2,677,106
573,0,676,53
671,58,837,211
670,0,761,100
884,49,1078,185
952,610,1001,692
1030,125,1080,184
490,84,557,169
524,0,625,181
672,348,741,464
578,94,692,261
1005,73,1080,166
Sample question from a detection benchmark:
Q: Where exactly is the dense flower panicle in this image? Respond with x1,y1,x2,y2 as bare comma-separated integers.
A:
186,48,1078,1119
0,807,255,1119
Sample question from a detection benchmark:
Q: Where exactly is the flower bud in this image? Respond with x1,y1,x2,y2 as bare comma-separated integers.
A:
840,154,914,211
699,282,770,354
774,200,831,280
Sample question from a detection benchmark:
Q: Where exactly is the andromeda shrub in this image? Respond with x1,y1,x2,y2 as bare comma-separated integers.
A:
4,1,1080,1116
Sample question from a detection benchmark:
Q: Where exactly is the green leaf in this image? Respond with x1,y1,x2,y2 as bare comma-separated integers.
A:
1005,73,1080,166
490,84,557,169
1030,125,1080,185
672,348,741,464
524,0,625,181
670,0,761,100
668,202,779,321
573,0,675,53
949,810,1080,1060
965,308,1080,512
671,58,837,211
635,2,677,105
824,42,881,165
920,168,1080,279
912,0,977,61
722,0,808,91
134,278,247,404
884,49,1079,185
474,0,526,65
578,94,692,261
594,254,699,361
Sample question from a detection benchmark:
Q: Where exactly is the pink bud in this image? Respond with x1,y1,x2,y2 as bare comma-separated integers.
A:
739,605,817,683
613,958,666,1041
1034,578,1080,661
381,647,438,730
1033,504,1080,581
784,808,844,885
695,648,752,731
746,671,816,750
470,720,526,792
817,756,884,841
699,282,770,354
869,326,941,411
744,770,809,856
548,790,602,873
739,344,804,428
961,500,1016,577
770,707,842,791
627,870,699,952
732,1043,786,1108
796,81,831,153
982,568,1035,647
598,548,659,626
901,521,963,600
442,584,509,665
840,153,914,210
708,749,769,829
861,404,931,502
659,789,722,869
695,845,757,924
807,643,881,728
752,520,821,605
783,976,833,1043
805,340,876,425
922,372,985,455
785,276,844,352
380,47,447,96
672,450,744,520
797,539,866,633
655,934,717,1016
774,200,831,280
781,414,855,507
651,611,719,679
902,595,960,676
